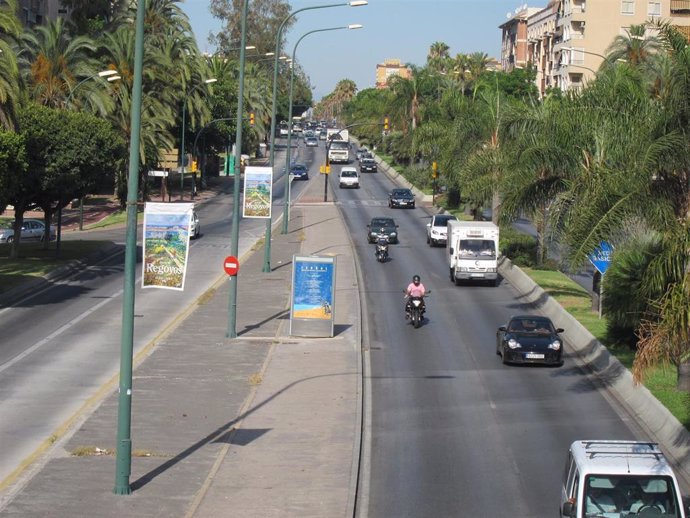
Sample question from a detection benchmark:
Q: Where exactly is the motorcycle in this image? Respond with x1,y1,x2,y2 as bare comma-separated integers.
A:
404,289,430,328
375,237,389,263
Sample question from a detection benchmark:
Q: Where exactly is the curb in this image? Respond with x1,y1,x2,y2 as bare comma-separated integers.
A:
498,256,690,483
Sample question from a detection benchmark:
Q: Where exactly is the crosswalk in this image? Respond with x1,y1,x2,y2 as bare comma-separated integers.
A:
336,199,388,207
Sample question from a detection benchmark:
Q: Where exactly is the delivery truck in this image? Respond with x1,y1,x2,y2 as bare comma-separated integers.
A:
447,220,499,286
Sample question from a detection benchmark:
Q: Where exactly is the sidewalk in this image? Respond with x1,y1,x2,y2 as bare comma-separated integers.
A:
0,172,362,517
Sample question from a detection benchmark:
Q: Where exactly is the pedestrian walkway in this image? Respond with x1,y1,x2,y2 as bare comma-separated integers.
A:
0,172,362,517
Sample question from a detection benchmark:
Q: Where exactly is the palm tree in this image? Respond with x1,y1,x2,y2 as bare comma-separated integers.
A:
606,23,660,67
387,67,429,132
17,17,98,108
0,0,22,129
427,41,450,73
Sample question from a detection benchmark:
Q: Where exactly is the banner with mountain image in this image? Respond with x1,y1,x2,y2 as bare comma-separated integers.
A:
142,202,194,290
243,166,272,218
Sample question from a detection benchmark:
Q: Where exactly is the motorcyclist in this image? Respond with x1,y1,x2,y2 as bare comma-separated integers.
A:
375,236,389,260
405,275,426,318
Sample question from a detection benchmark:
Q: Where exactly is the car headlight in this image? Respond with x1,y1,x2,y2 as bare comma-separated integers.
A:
390,232,397,237
458,267,468,272
487,268,497,273
548,340,561,350
508,338,521,349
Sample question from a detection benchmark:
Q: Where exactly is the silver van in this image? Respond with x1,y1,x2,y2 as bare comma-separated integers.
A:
561,440,686,517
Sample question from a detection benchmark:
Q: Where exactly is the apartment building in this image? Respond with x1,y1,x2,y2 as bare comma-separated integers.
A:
18,0,69,27
375,59,412,89
501,0,690,96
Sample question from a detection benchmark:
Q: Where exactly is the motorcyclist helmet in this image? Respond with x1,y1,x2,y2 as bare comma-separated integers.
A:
413,275,421,285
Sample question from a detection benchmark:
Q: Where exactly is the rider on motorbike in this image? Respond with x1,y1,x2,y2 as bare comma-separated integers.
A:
376,236,389,260
405,275,426,318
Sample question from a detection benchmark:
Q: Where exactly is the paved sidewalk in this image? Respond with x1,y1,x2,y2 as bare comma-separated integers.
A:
0,172,362,517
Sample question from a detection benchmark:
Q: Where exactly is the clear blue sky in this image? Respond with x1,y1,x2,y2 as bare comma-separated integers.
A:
180,0,529,99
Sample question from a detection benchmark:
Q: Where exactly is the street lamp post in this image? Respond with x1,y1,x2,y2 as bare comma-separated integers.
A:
263,0,367,271
65,69,121,230
226,0,250,339
113,0,146,495
179,78,217,201
281,24,363,235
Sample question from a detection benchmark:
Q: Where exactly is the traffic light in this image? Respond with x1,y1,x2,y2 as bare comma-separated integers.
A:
191,159,198,172
383,116,389,131
432,161,438,179
249,112,255,126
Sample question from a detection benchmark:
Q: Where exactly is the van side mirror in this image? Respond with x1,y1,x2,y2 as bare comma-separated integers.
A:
556,328,564,333
498,326,507,332
426,223,431,228
449,247,454,255
562,501,575,517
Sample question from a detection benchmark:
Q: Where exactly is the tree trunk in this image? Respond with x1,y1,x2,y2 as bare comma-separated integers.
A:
9,209,25,260
491,190,500,225
677,362,690,392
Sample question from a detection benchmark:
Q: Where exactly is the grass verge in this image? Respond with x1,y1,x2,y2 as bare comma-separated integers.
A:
522,267,690,429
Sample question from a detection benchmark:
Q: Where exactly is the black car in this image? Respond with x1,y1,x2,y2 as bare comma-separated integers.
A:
496,315,564,366
360,158,378,173
367,217,399,244
289,163,309,180
388,188,415,209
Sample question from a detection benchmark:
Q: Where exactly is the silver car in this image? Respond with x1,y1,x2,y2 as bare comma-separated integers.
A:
0,218,57,243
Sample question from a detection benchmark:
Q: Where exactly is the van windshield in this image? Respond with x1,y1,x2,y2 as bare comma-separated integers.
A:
458,239,495,260
583,475,679,517
330,141,349,150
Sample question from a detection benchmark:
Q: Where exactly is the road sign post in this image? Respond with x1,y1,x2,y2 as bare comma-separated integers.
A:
224,255,240,276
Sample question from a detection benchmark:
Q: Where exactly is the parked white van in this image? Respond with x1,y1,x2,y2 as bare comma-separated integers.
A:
561,440,686,518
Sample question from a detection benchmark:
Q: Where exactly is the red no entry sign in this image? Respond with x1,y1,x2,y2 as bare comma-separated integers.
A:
223,256,239,276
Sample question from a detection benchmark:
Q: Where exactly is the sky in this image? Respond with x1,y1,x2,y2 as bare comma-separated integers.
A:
180,0,530,99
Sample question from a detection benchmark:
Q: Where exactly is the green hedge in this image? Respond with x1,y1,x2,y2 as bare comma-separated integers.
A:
500,226,537,267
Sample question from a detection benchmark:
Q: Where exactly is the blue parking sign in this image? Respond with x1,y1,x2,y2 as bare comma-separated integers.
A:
588,241,613,275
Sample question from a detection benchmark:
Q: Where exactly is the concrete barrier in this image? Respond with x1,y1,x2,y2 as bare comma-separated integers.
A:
499,256,690,483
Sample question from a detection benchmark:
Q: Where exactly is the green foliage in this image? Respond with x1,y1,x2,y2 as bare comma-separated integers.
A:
499,225,537,267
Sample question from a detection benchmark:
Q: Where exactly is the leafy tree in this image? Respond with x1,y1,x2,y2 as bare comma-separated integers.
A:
0,130,27,213
0,0,22,130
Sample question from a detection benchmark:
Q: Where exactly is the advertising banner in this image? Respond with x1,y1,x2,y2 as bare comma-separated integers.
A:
290,255,336,337
243,166,273,218
142,202,194,290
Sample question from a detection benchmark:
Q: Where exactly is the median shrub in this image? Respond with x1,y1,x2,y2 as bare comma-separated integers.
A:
500,226,537,267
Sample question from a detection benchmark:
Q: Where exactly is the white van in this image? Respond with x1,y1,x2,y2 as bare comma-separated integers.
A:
561,440,687,518
338,167,359,189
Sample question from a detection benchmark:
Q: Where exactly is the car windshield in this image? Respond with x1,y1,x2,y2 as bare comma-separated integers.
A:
371,218,394,228
362,159,375,164
291,165,306,171
341,171,357,177
392,189,411,197
583,475,679,517
458,239,496,259
508,318,555,334
433,215,456,227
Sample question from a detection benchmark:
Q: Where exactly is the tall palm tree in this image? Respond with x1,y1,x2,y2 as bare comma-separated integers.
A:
0,0,22,129
17,17,98,108
387,67,429,132
606,23,660,67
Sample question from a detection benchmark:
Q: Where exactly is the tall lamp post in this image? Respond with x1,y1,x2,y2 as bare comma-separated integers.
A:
114,0,146,495
179,78,217,201
226,0,250,339
281,24,362,235
263,0,367,271
65,69,121,230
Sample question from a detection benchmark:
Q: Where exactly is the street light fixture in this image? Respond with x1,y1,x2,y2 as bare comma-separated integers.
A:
179,78,217,201
281,24,363,235
263,0,367,272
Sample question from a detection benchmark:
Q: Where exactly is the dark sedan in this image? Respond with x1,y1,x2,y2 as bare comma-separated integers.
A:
367,217,399,244
360,158,378,173
496,315,564,366
388,188,415,209
289,164,309,180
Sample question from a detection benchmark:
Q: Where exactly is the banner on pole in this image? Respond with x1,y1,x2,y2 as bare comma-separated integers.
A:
142,202,194,290
243,166,272,218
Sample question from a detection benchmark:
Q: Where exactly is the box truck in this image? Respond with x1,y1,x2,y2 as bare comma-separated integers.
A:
447,220,499,286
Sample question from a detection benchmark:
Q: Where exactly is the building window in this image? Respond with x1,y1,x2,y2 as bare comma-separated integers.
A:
648,1,661,15
621,0,635,14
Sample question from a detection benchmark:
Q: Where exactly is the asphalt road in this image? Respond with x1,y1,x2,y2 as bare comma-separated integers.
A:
0,142,318,485
334,147,650,517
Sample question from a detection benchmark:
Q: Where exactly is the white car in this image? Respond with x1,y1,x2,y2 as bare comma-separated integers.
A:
190,210,200,239
0,218,56,243
426,213,457,246
338,167,360,189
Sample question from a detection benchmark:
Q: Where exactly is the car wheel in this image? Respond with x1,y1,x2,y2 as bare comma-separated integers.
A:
6,235,13,243
426,234,430,244
501,349,509,365
454,272,461,286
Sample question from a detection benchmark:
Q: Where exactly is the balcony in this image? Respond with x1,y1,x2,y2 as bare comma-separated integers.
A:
671,0,690,13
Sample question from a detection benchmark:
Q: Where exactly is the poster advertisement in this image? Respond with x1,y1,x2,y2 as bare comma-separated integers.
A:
243,166,272,218
290,255,336,337
142,202,194,290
